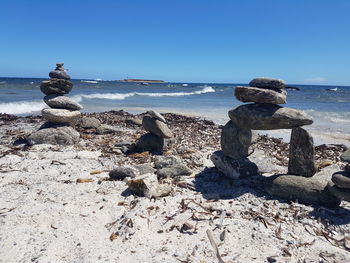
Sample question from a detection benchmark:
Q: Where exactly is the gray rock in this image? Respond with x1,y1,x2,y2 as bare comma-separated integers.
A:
345,164,350,172
146,110,166,123
49,70,71,80
125,118,142,126
340,149,350,163
96,124,124,134
264,174,341,208
142,116,173,138
80,117,101,129
126,173,171,198
332,171,350,189
40,79,73,95
211,150,259,179
154,156,184,169
221,120,256,159
134,133,165,153
249,77,285,90
44,95,82,110
327,181,350,202
134,164,156,175
42,108,81,125
27,123,80,145
157,164,192,178
109,166,140,180
228,103,313,130
234,86,287,104
288,127,316,177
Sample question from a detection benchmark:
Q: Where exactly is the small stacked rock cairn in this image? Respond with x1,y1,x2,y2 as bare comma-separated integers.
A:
28,63,82,145
211,77,343,207
327,149,350,202
212,77,315,179
134,110,173,153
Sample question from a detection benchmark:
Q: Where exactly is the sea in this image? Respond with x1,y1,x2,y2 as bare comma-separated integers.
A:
0,77,349,146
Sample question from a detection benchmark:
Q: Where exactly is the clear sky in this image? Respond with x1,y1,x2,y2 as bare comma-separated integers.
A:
0,0,349,85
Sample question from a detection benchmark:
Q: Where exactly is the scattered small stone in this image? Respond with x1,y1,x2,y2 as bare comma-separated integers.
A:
109,166,140,180
126,173,171,198
331,171,350,189
80,117,101,129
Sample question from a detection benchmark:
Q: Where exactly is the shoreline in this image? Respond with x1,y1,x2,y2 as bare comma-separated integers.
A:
1,110,350,262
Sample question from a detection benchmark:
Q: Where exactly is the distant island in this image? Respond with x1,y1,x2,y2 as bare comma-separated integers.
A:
119,79,165,83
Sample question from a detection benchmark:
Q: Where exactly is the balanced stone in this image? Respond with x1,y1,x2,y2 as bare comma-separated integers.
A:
234,86,287,104
27,123,80,145
327,181,350,202
40,79,73,95
49,63,71,80
288,127,316,177
44,95,82,110
42,108,81,125
146,110,166,123
249,77,285,90
142,116,172,138
49,70,71,80
264,174,340,208
340,149,350,163
228,103,313,130
211,151,259,179
332,171,350,189
134,133,165,153
221,120,256,159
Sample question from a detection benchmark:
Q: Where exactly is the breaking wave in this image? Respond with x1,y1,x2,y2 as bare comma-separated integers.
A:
0,86,215,114
72,86,215,101
0,100,45,115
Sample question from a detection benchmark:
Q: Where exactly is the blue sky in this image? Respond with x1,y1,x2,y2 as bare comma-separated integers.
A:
0,0,349,85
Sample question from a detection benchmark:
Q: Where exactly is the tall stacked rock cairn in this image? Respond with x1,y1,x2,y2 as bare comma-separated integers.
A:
211,77,340,207
28,63,82,145
327,149,350,202
133,110,173,154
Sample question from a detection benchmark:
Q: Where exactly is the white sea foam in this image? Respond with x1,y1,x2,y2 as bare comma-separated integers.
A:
0,100,45,114
72,86,215,101
0,86,215,114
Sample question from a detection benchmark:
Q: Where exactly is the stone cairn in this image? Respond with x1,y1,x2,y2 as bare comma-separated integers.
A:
210,78,345,207
28,63,82,145
133,110,173,153
212,77,315,179
327,149,350,202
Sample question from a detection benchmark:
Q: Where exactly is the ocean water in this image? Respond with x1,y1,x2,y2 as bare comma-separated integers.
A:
0,77,349,146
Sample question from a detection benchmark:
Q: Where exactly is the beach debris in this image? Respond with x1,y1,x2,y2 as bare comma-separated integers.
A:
28,63,81,145
76,178,94,183
288,127,316,177
206,229,225,263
